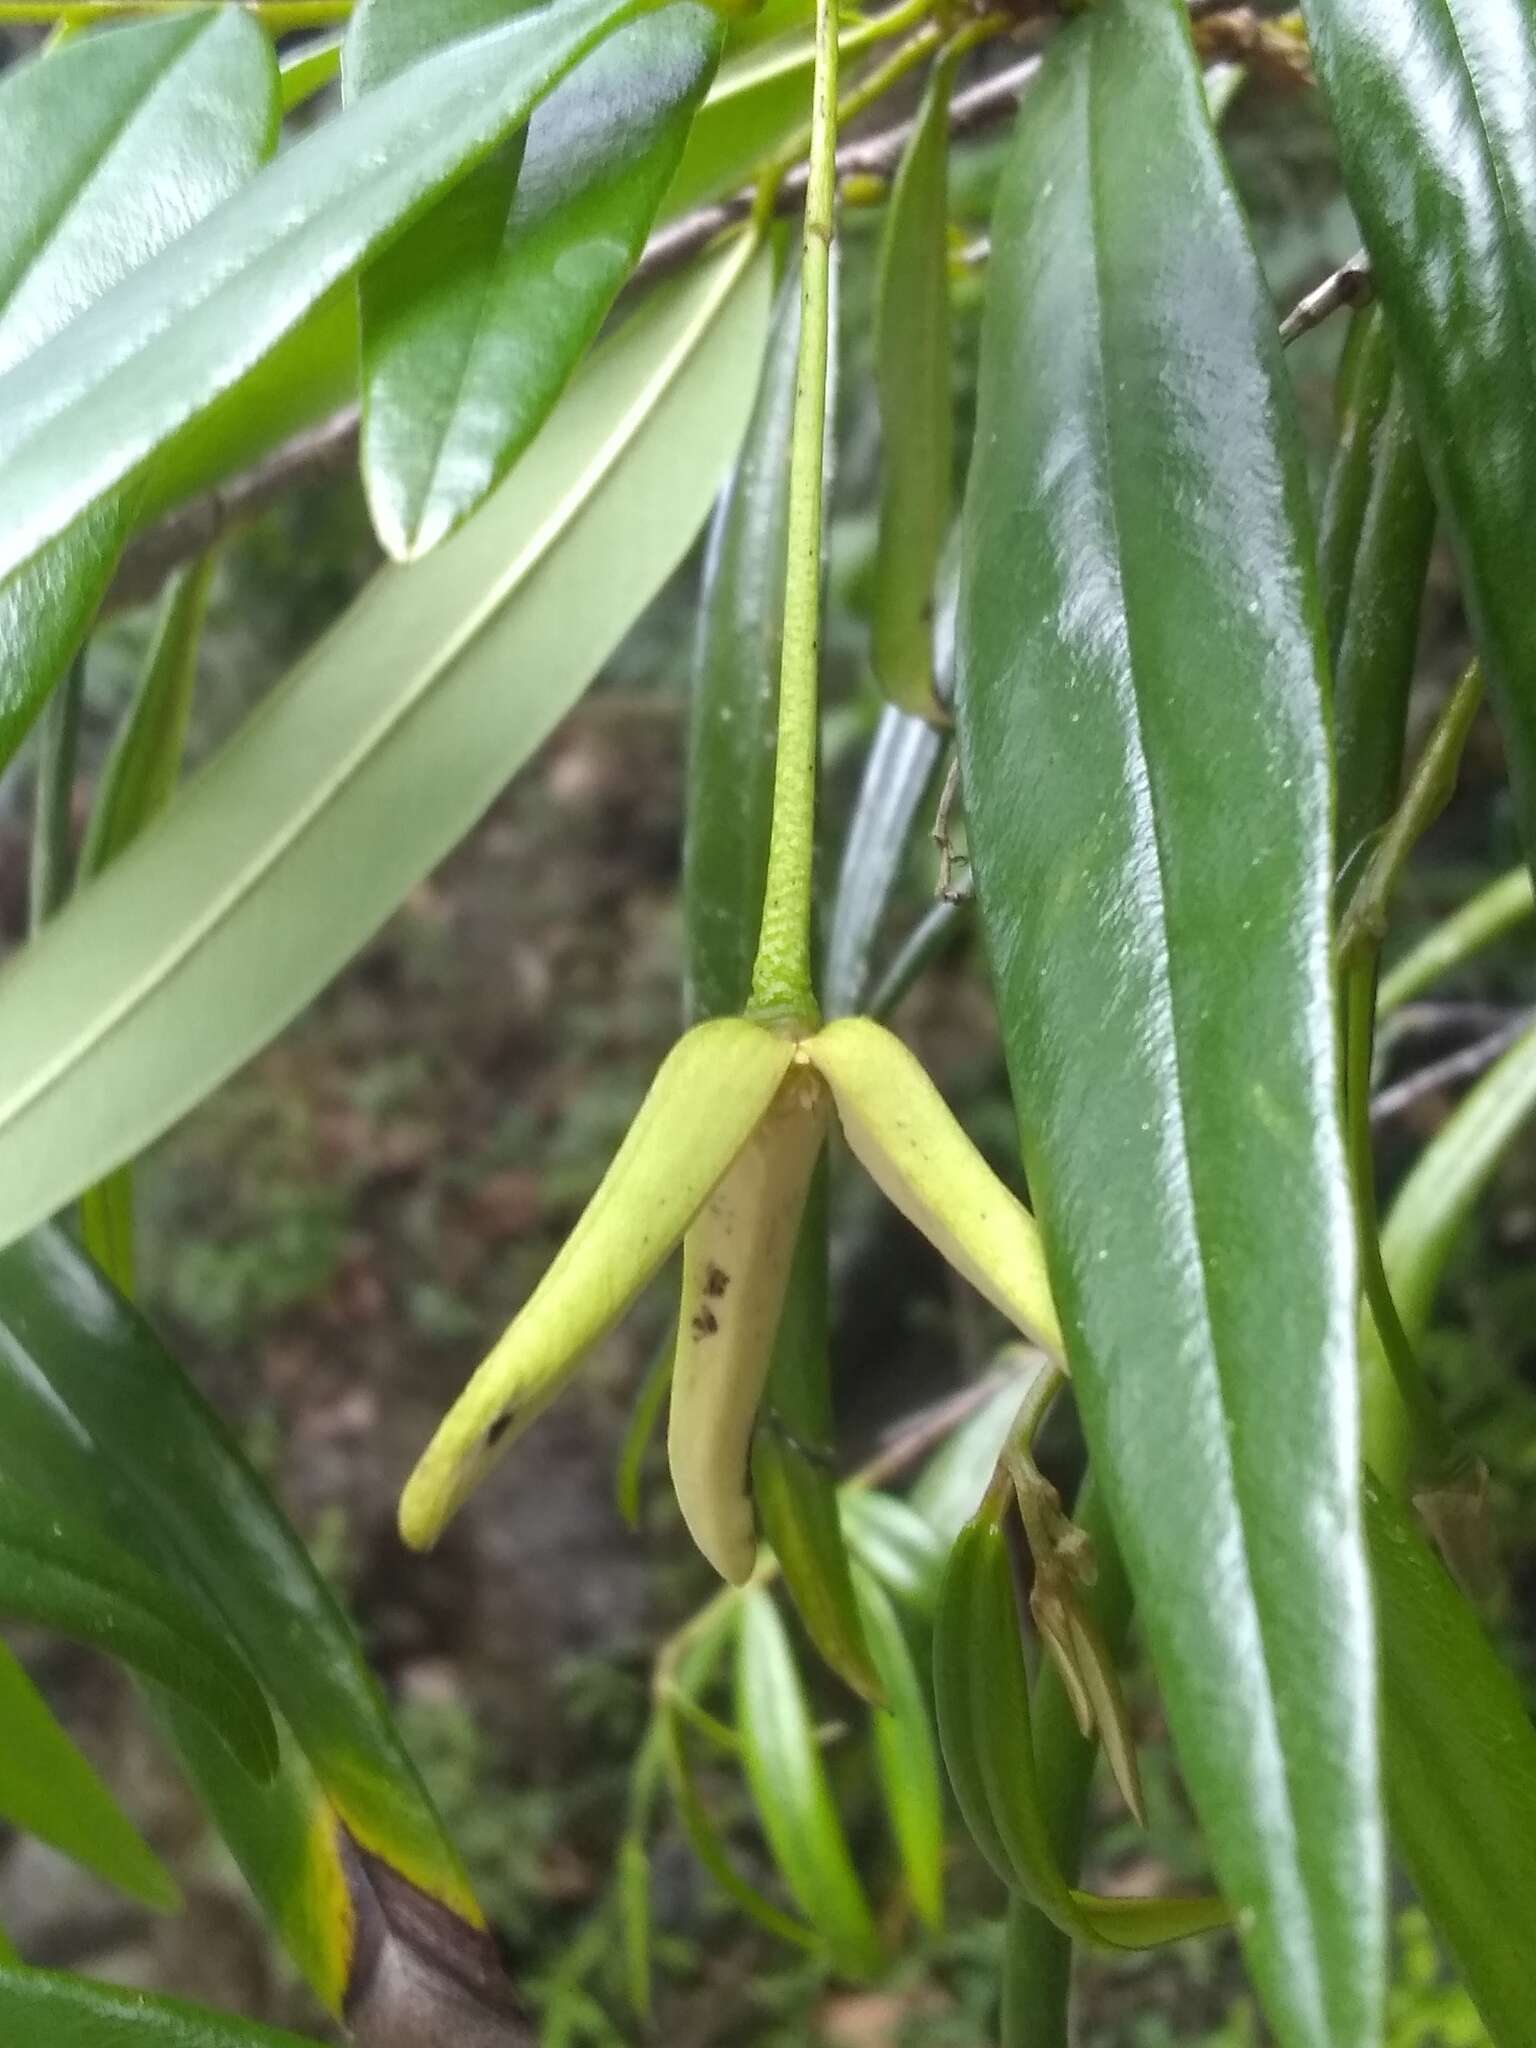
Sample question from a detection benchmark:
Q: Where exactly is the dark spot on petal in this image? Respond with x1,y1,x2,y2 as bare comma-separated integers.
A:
691,1306,720,1339
485,1416,511,1449
704,1263,730,1299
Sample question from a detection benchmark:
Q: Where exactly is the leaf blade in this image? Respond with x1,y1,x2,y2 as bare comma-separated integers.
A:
1368,1474,1536,2047
735,1588,883,1978
0,0,656,589
0,242,771,1256
0,1637,180,1913
349,0,722,557
1301,0,1536,868
0,1485,277,1781
0,11,276,775
0,1965,326,2047
955,6,1380,2042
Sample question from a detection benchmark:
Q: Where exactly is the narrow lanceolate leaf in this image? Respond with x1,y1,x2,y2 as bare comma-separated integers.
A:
0,12,276,775
823,706,944,1019
1368,1475,1536,2047
855,1565,945,1931
0,0,660,593
751,1167,883,1701
0,1638,179,1912
0,244,770,1259
0,1486,277,1781
871,54,954,721
0,1967,325,2048
956,6,1379,2044
1302,0,1536,866
349,0,722,557
0,1230,527,2036
1362,1020,1536,1492
81,556,214,883
686,266,801,1024
664,30,814,217
1317,310,1435,885
736,1589,883,1979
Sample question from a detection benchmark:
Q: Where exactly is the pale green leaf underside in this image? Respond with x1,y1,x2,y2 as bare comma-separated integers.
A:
0,242,771,1256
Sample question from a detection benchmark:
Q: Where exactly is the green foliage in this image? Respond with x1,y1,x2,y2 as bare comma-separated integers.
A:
0,2,1534,2042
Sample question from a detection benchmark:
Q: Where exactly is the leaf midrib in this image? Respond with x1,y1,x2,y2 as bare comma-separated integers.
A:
0,239,758,1146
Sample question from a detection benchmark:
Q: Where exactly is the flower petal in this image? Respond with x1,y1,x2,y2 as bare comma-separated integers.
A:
668,1066,828,1584
806,1018,1062,1354
400,1018,795,1548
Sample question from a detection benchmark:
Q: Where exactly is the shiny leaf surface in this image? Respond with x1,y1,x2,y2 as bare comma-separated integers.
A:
348,0,720,557
0,1229,500,2018
955,4,1378,2040
823,706,944,1019
0,12,275,773
1303,0,1536,866
0,1968,325,2047
0,0,656,591
0,1485,277,1780
686,265,800,1023
0,245,770,1255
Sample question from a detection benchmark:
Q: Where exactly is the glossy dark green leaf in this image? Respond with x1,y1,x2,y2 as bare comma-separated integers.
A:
936,1514,1226,1950
0,1638,179,1912
0,1966,325,2048
736,1588,883,1978
854,1565,944,1931
1316,308,1435,885
1303,0,1536,865
871,53,954,720
347,2,720,558
0,1484,277,1780
0,1228,504,2020
823,707,944,1019
955,6,1378,2042
0,12,276,776
685,264,800,1023
0,245,770,1256
1367,1474,1536,2046
0,0,659,594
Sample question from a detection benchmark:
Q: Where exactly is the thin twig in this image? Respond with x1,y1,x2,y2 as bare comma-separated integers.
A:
1280,250,1373,345
1372,1013,1536,1125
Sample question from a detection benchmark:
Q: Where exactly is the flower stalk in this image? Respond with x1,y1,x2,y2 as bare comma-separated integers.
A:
747,0,840,1024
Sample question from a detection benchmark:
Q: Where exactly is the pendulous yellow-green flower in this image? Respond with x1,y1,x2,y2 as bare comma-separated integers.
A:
399,1015,1063,1582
